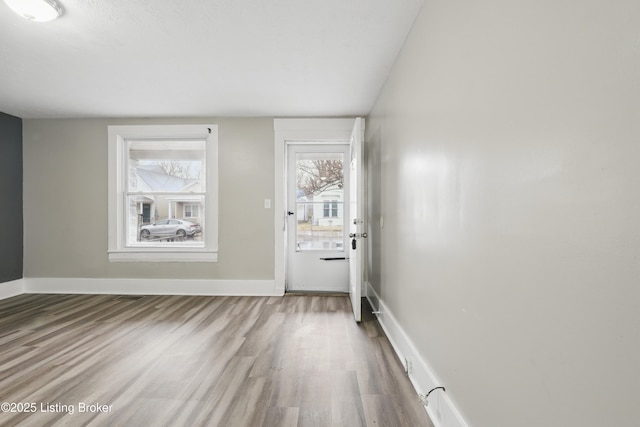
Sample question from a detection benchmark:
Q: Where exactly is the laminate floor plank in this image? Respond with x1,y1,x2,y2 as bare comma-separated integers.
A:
262,406,299,427
330,370,367,427
0,294,433,427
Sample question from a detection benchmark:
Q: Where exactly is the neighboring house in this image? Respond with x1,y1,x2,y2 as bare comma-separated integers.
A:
314,189,343,227
295,187,345,250
296,187,344,227
131,164,203,225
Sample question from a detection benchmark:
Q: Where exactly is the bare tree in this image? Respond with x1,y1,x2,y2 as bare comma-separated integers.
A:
297,160,343,197
158,161,199,179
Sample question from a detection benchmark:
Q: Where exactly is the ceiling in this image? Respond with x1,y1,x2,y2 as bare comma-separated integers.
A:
0,0,424,119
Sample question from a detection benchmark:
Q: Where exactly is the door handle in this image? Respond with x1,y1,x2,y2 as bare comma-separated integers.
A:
287,211,295,216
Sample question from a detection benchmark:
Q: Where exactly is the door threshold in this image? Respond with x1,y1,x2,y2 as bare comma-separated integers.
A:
285,290,349,296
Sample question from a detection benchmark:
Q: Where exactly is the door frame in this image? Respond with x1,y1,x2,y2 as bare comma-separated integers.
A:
274,119,359,294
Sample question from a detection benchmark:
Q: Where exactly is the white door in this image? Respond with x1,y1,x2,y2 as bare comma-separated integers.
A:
286,144,350,292
348,117,365,322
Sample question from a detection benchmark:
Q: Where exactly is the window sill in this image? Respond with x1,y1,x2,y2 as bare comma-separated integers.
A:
108,250,218,263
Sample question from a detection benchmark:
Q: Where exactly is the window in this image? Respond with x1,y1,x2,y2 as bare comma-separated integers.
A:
184,203,200,218
322,201,339,218
108,125,218,262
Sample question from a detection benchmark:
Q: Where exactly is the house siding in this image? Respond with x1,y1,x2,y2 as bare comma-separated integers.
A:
0,112,23,283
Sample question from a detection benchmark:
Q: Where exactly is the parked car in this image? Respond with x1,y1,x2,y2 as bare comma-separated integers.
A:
140,219,201,240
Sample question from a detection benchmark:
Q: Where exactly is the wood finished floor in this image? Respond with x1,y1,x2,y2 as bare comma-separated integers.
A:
0,294,433,427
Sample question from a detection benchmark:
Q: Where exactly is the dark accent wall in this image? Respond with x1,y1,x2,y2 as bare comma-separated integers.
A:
0,112,22,283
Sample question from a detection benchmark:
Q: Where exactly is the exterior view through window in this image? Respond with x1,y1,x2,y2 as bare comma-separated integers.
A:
295,152,344,251
127,139,205,247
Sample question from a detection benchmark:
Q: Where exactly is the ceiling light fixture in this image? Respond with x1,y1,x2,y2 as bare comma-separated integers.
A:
2,0,64,22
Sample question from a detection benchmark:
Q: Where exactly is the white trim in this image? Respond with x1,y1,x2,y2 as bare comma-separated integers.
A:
107,251,218,263
0,279,25,300
273,118,357,293
107,124,219,262
23,278,281,296
365,282,470,427
274,118,357,132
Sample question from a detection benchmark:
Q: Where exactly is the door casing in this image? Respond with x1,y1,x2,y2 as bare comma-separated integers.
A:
274,119,360,295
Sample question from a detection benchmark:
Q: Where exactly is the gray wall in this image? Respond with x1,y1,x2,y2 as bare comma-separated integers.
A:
0,112,23,283
366,1,639,426
23,118,274,280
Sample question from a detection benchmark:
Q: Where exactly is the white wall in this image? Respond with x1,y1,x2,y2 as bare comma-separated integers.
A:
366,0,640,426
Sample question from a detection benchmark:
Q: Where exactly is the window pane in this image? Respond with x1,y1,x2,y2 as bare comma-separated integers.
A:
295,152,344,251
128,139,205,192
126,194,204,246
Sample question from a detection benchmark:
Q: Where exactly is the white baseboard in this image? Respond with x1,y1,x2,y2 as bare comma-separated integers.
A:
365,282,469,427
23,278,282,297
0,278,25,300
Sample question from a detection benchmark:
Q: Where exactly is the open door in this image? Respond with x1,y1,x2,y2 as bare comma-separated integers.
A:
348,117,365,322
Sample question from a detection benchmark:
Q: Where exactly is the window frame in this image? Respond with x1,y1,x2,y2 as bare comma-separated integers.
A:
108,124,218,262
